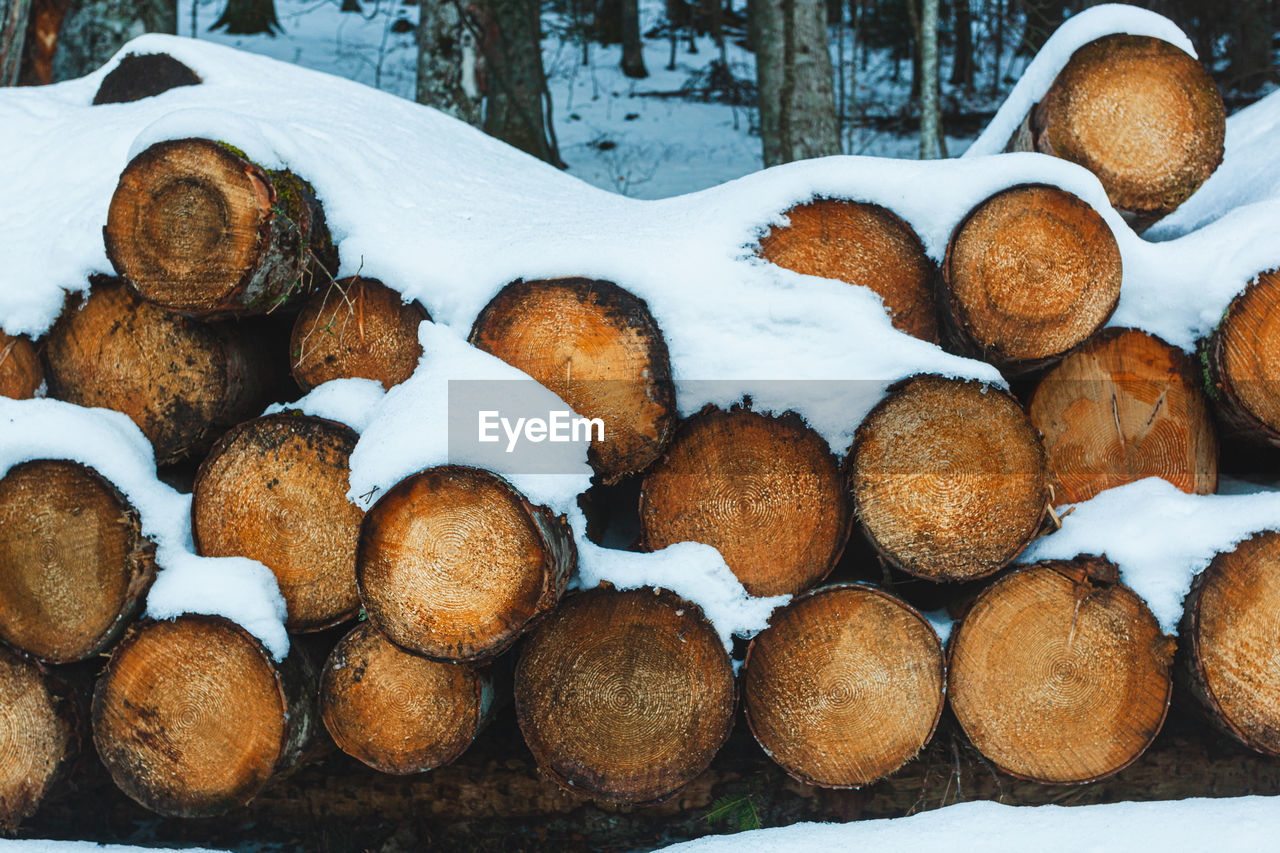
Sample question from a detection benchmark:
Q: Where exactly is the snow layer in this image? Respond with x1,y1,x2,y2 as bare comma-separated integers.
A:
262,377,388,433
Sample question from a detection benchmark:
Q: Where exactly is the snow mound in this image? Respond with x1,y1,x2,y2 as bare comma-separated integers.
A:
263,377,388,433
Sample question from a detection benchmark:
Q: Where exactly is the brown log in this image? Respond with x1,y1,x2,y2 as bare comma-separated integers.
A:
846,375,1049,583
1009,35,1225,226
0,330,42,399
357,465,575,662
1204,268,1280,448
0,460,155,664
469,277,676,483
755,199,939,342
192,413,363,633
941,183,1122,373
91,614,317,818
105,138,338,317
639,406,851,597
93,52,201,105
742,583,944,788
949,557,1174,784
290,277,428,391
319,620,494,775
1028,327,1218,504
514,586,735,805
44,279,274,465
0,646,76,833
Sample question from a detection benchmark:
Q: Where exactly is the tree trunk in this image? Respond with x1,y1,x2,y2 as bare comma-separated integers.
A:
0,0,32,84
950,557,1174,783
918,0,940,158
357,465,576,663
639,407,851,598
1227,0,1273,91
192,414,364,633
1204,269,1280,449
846,375,1048,583
475,0,564,166
0,647,77,832
105,138,338,317
949,0,972,88
416,0,483,126
756,198,939,342
620,0,647,78
940,183,1122,374
0,329,43,399
1028,327,1218,505
469,278,676,483
515,586,735,804
92,51,200,104
51,0,175,80
16,0,69,85
988,0,1003,96
1015,0,1056,57
742,583,944,787
750,0,840,166
209,0,279,35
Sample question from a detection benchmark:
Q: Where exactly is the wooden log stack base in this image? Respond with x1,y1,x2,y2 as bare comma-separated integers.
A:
1011,35,1225,226
357,465,575,662
319,620,494,774
105,137,338,316
192,413,363,633
639,406,851,597
1204,268,1280,448
0,330,42,399
1029,327,1218,504
755,198,939,342
93,52,201,105
0,647,76,832
846,375,1048,583
290,277,429,391
949,557,1174,784
92,615,316,818
44,279,274,465
470,278,676,483
941,183,1122,373
0,460,155,664
515,587,734,804
742,584,944,788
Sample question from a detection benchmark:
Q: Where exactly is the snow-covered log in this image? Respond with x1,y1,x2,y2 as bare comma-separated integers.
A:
1203,268,1280,449
0,329,42,399
0,646,77,832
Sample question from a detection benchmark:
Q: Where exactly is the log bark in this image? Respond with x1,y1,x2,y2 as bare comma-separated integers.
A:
846,375,1049,583
92,52,200,104
290,277,428,392
105,138,338,317
1028,327,1218,505
1203,268,1280,449
357,465,575,663
0,646,77,833
742,583,944,788
941,183,1122,374
949,557,1174,784
0,459,155,664
755,198,939,342
192,413,363,633
639,406,851,597
44,278,274,465
0,330,42,399
470,278,676,483
514,586,735,804
91,614,317,819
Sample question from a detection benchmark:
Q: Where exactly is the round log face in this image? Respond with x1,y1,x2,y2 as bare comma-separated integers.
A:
193,414,362,632
847,376,1048,582
1029,327,1217,504
755,199,939,342
469,278,676,482
639,407,850,597
92,616,287,818
0,460,150,663
944,184,1121,367
0,332,43,400
949,560,1173,784
1216,270,1280,438
93,53,201,105
742,584,944,788
0,647,74,832
320,621,484,774
515,587,735,804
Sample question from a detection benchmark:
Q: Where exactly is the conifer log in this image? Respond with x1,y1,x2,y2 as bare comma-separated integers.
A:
1204,269,1280,448
93,52,201,105
469,278,676,483
1008,35,1225,226
941,184,1122,373
639,407,850,597
755,199,939,342
92,615,316,818
742,584,944,788
319,620,494,774
105,138,338,316
357,465,575,662
514,587,734,804
1029,327,1217,504
846,375,1048,583
0,460,155,664
44,279,273,465
192,413,362,633
0,330,42,399
0,647,76,832
949,557,1174,784
290,277,428,391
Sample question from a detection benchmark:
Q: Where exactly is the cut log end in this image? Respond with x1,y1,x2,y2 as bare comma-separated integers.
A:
515,587,734,804
640,407,850,597
0,332,43,400
756,199,939,342
950,558,1173,784
0,648,76,833
743,584,944,788
1208,269,1280,446
92,53,201,105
